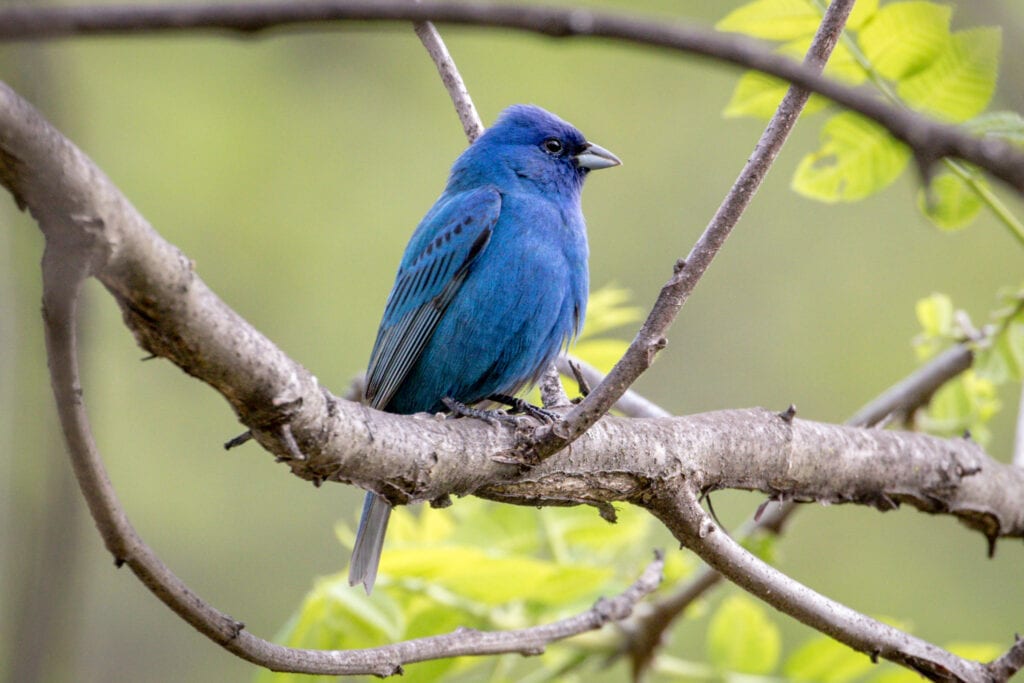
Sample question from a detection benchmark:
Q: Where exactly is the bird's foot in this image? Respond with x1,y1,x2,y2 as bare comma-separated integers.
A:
487,394,560,423
442,397,517,426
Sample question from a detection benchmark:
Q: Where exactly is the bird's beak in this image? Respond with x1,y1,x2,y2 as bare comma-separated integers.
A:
575,142,622,171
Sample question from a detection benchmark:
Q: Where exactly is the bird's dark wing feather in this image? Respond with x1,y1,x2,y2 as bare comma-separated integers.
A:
364,187,500,410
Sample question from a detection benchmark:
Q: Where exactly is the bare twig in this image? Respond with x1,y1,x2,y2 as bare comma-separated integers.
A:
2,2,1021,677
627,340,976,679
649,484,999,682
530,0,855,460
39,204,666,673
558,355,670,419
412,18,483,142
849,344,974,428
990,635,1024,683
0,2,1020,193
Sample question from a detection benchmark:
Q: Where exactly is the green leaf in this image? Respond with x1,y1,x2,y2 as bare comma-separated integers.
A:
382,546,614,606
792,112,910,202
845,0,880,31
716,0,820,40
897,27,1002,122
977,320,1024,383
571,338,631,374
256,571,406,683
579,284,644,339
784,634,876,683
918,371,1000,444
915,293,955,338
706,594,781,675
964,111,1024,146
857,1,952,80
724,70,802,120
539,504,650,557
917,171,985,231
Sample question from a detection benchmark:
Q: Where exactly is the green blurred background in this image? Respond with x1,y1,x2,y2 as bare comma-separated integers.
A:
2,1,1023,681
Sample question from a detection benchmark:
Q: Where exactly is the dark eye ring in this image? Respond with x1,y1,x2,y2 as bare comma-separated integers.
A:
542,138,563,155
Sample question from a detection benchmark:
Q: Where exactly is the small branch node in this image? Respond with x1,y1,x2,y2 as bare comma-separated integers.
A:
595,500,618,523
278,423,306,461
223,430,253,450
430,494,453,509
778,404,797,423
568,359,592,398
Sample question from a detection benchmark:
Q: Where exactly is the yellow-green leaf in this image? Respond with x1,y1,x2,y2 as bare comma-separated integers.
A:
707,594,781,674
845,0,879,31
897,27,1001,122
781,35,868,84
724,70,800,120
792,112,910,202
784,635,876,683
716,0,820,40
857,1,951,80
965,111,1024,146
915,293,954,338
571,338,631,374
977,321,1024,383
579,283,643,339
917,171,985,231
382,546,613,605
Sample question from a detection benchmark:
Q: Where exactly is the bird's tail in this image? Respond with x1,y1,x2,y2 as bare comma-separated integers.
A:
349,492,392,594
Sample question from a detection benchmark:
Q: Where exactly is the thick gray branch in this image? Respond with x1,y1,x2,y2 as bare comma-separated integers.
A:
1,75,1021,544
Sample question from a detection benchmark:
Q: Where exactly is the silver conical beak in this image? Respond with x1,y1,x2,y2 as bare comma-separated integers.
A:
575,142,622,170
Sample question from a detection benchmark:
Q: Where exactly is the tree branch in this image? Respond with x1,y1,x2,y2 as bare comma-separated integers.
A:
3,2,1022,678
35,133,666,673
625,340,976,680
531,0,857,463
647,484,998,683
412,17,483,143
0,1,1021,194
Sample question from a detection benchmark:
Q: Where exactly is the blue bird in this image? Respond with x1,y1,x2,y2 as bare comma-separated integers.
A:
349,104,620,593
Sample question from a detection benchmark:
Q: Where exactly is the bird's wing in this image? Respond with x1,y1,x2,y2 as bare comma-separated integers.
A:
364,187,500,410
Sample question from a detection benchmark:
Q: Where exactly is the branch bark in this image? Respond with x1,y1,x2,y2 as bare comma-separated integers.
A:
0,1,1022,195
2,2,1022,679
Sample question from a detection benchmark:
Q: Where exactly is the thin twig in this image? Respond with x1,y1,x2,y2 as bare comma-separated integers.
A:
627,341,976,678
530,0,855,460
650,484,995,682
849,342,974,428
412,18,483,142
39,218,666,674
0,2,1020,193
989,635,1024,683
557,355,670,419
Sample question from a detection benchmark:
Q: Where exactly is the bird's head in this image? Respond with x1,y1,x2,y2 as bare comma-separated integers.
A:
449,104,620,196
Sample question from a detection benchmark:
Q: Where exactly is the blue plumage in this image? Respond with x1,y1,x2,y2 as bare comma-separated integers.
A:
349,105,620,593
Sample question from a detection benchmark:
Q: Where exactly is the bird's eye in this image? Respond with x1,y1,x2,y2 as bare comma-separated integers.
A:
542,138,563,155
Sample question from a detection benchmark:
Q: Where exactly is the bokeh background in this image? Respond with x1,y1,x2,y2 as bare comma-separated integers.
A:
2,1,1023,681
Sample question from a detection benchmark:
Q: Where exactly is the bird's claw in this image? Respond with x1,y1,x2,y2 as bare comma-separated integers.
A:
442,397,516,425
487,394,560,423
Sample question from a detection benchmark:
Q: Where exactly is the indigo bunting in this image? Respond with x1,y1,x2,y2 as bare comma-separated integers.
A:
349,104,620,593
